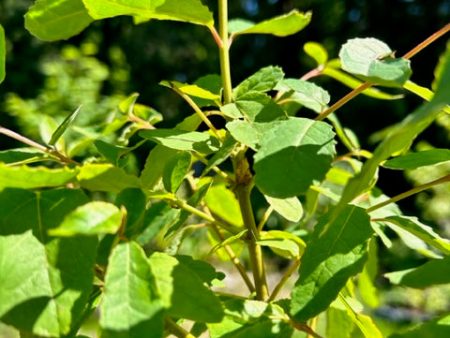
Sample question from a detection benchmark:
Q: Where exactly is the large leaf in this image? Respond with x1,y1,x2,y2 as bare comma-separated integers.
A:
0,163,78,190
389,314,450,338
100,242,164,338
49,201,123,236
385,255,450,288
148,252,223,322
25,0,93,41
230,10,311,37
0,24,5,84
290,205,372,321
339,37,412,87
254,118,336,198
383,149,450,170
0,188,97,337
83,0,214,27
338,46,450,207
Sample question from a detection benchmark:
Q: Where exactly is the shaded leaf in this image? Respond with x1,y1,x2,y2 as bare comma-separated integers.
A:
389,314,450,338
0,163,77,191
148,252,223,322
234,66,284,99
100,242,164,338
231,10,311,37
49,201,122,236
0,24,5,83
77,164,140,193
116,188,147,238
202,134,236,175
235,92,285,122
163,151,191,193
254,118,336,198
384,149,450,170
290,206,372,321
339,38,412,87
0,148,45,164
25,0,93,41
176,255,225,286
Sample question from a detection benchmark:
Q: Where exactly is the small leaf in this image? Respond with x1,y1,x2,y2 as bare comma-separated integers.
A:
202,134,237,175
115,188,147,238
385,255,450,288
290,206,373,321
25,0,93,41
235,92,285,122
100,242,164,338
0,24,5,84
258,230,306,259
254,118,336,198
383,149,450,170
234,66,284,99
231,10,311,37
264,195,303,222
148,252,224,322
339,37,412,87
0,163,78,191
304,41,328,65
77,163,140,193
221,103,243,119
49,106,82,146
205,183,244,227
140,129,219,153
49,201,122,236
161,80,220,100
163,151,191,193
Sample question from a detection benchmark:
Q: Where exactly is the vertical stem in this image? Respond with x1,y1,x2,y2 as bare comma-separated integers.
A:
218,0,233,104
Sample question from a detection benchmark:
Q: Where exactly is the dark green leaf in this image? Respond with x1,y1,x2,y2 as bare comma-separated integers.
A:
202,134,237,175
235,92,286,122
49,106,82,146
290,206,372,321
231,10,311,37
389,314,450,338
254,118,336,198
77,164,140,193
49,201,122,236
148,252,224,322
176,255,225,286
116,188,147,238
384,149,450,170
0,163,77,190
0,148,45,164
0,188,97,337
163,151,191,193
234,66,284,99
0,24,5,84
385,255,450,288
100,242,164,338
339,38,412,87
25,0,93,41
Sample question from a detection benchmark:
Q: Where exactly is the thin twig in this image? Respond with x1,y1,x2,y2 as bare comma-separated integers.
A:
268,259,300,301
165,318,196,338
257,206,274,232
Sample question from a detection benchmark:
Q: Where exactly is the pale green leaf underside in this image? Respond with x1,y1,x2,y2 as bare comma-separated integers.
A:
83,0,214,26
50,201,122,236
290,205,372,321
264,195,303,222
339,37,412,87
232,10,311,37
100,242,164,337
0,24,5,84
25,0,93,41
0,163,78,191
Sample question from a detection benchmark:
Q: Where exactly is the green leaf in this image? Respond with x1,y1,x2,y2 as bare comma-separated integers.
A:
326,306,355,338
254,118,336,198
258,230,306,259
381,215,450,254
235,92,286,122
231,10,311,37
176,255,225,286
383,149,450,170
0,24,5,84
0,188,97,337
94,139,144,166
276,78,330,113
25,0,93,41
48,106,82,146
358,239,379,308
290,205,372,322
100,242,164,338
77,163,140,193
234,66,284,99
221,103,243,119
202,134,237,175
339,37,412,87
116,188,147,238
148,252,223,322
140,129,219,153
0,148,45,164
226,120,280,150
0,163,78,191
49,201,122,236
161,80,220,100
204,183,244,227
304,41,328,65
163,151,191,193
264,195,303,222
83,0,214,27
389,314,450,338
385,255,450,288
338,46,450,206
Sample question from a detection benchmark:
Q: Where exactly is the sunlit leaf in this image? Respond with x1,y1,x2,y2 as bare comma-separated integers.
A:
205,183,243,227
264,195,303,222
49,106,82,146
383,149,450,170
162,151,191,193
234,66,284,99
304,41,328,65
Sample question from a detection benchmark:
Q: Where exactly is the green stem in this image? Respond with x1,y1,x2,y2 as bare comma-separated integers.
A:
165,318,196,338
218,0,233,104
269,259,300,301
366,174,450,213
